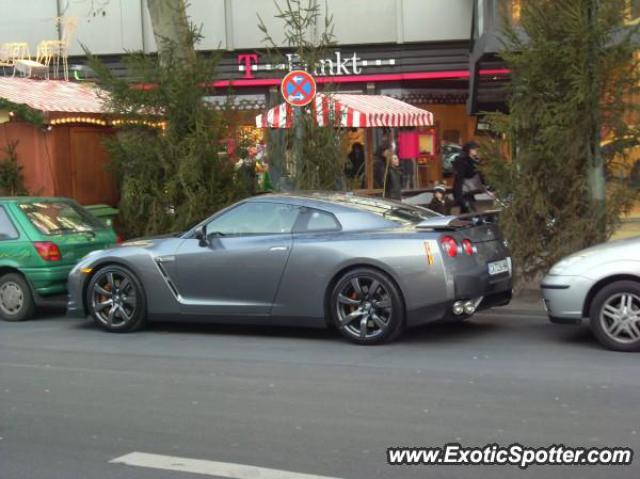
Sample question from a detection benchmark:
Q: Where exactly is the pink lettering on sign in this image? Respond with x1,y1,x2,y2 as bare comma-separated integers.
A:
237,54,258,79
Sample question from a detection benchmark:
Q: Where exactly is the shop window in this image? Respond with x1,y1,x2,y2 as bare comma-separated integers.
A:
442,130,461,145
498,0,522,26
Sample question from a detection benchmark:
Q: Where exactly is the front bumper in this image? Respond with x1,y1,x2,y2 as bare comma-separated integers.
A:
540,274,592,324
66,266,88,318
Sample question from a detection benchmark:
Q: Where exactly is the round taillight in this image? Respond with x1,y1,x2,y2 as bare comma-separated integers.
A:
462,239,474,255
440,235,458,257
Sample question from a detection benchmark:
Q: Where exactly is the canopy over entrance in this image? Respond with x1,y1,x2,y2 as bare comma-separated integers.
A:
256,93,433,128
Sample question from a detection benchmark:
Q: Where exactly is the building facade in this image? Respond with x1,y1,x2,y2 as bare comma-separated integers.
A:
0,0,517,194
0,1,499,144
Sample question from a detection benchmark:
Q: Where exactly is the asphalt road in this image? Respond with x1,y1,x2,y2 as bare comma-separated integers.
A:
1,307,638,479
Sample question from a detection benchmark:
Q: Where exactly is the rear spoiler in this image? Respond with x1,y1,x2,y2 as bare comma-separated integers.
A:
416,210,501,231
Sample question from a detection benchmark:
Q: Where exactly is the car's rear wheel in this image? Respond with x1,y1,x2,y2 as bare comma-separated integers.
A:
589,280,640,352
330,267,404,345
87,265,147,332
0,273,35,322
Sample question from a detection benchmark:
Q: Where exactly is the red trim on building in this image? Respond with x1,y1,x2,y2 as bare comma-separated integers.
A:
210,68,510,88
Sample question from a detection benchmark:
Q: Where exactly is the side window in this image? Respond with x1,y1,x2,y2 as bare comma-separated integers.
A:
206,202,299,235
0,207,19,240
296,208,341,233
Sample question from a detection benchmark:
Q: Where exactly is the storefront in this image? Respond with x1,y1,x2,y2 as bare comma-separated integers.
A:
208,41,509,188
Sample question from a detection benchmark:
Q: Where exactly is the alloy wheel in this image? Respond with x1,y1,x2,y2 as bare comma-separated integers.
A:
91,270,137,328
336,275,393,340
599,292,640,344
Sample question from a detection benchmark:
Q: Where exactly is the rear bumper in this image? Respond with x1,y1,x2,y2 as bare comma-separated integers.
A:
454,270,513,306
22,265,73,296
407,268,513,327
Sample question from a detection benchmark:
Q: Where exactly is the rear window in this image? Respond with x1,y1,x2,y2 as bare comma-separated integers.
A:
19,201,104,235
333,195,440,226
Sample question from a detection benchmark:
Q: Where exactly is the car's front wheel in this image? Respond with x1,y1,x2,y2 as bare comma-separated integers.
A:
0,273,35,322
589,280,640,352
330,267,404,345
87,265,147,332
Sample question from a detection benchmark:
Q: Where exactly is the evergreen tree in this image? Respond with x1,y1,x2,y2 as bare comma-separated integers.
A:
258,0,347,191
482,0,639,283
87,28,252,238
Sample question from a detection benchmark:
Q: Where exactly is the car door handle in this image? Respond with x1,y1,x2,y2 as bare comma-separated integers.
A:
269,246,289,251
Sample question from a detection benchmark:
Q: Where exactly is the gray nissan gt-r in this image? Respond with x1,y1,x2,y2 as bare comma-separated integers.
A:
67,193,513,344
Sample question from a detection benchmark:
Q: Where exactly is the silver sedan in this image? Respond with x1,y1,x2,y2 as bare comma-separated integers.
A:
67,193,513,344
542,236,640,352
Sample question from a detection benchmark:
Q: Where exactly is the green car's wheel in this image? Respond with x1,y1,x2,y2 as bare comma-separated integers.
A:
0,273,35,322
87,265,147,332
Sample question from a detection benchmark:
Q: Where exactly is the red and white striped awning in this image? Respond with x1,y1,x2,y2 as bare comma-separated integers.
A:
0,77,106,114
256,93,433,128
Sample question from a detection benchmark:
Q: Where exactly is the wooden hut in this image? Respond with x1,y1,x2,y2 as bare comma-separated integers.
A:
0,78,117,205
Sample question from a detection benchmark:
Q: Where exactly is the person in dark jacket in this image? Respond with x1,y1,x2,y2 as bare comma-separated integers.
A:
373,132,391,188
384,154,403,200
452,141,481,213
427,184,454,215
346,142,365,179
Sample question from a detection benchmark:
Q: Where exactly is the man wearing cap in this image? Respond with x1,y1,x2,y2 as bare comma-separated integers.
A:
427,184,454,215
452,141,482,213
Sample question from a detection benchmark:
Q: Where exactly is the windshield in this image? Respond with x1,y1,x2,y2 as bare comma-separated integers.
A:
19,201,105,235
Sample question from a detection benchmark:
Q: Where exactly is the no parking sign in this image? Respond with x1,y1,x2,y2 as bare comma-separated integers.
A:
281,70,316,107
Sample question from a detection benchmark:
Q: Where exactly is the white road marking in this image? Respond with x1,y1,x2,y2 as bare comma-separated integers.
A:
110,452,343,479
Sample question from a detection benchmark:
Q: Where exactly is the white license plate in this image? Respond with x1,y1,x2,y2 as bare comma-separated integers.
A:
488,258,510,276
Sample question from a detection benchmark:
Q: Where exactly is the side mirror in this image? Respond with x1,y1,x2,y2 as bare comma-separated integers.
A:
194,224,208,247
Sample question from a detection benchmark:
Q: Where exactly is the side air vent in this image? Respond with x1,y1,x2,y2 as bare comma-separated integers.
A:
154,259,180,299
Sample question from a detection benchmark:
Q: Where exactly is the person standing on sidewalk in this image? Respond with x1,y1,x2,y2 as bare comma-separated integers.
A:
453,141,483,213
384,154,403,201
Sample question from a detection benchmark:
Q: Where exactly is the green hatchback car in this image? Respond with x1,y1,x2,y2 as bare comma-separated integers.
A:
0,197,117,321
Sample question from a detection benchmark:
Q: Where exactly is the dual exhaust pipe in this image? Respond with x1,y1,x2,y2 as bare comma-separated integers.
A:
452,297,483,316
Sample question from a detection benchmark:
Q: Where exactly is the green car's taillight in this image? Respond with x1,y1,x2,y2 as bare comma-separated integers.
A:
33,241,62,262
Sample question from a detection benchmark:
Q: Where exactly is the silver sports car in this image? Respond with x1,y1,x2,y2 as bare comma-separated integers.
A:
542,236,640,352
67,193,513,344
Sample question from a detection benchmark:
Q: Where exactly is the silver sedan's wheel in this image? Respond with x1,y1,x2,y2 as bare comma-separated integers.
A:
599,293,640,344
330,268,404,344
590,280,640,352
87,266,147,332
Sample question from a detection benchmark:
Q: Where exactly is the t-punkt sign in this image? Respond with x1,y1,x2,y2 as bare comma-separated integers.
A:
281,70,316,107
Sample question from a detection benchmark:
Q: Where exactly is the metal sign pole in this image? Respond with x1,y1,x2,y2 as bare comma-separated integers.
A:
293,105,303,190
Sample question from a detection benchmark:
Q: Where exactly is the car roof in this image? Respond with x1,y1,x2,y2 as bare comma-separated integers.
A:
249,192,417,214
0,196,76,204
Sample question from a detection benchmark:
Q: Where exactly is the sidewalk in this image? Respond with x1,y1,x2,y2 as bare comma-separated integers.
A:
613,217,640,240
